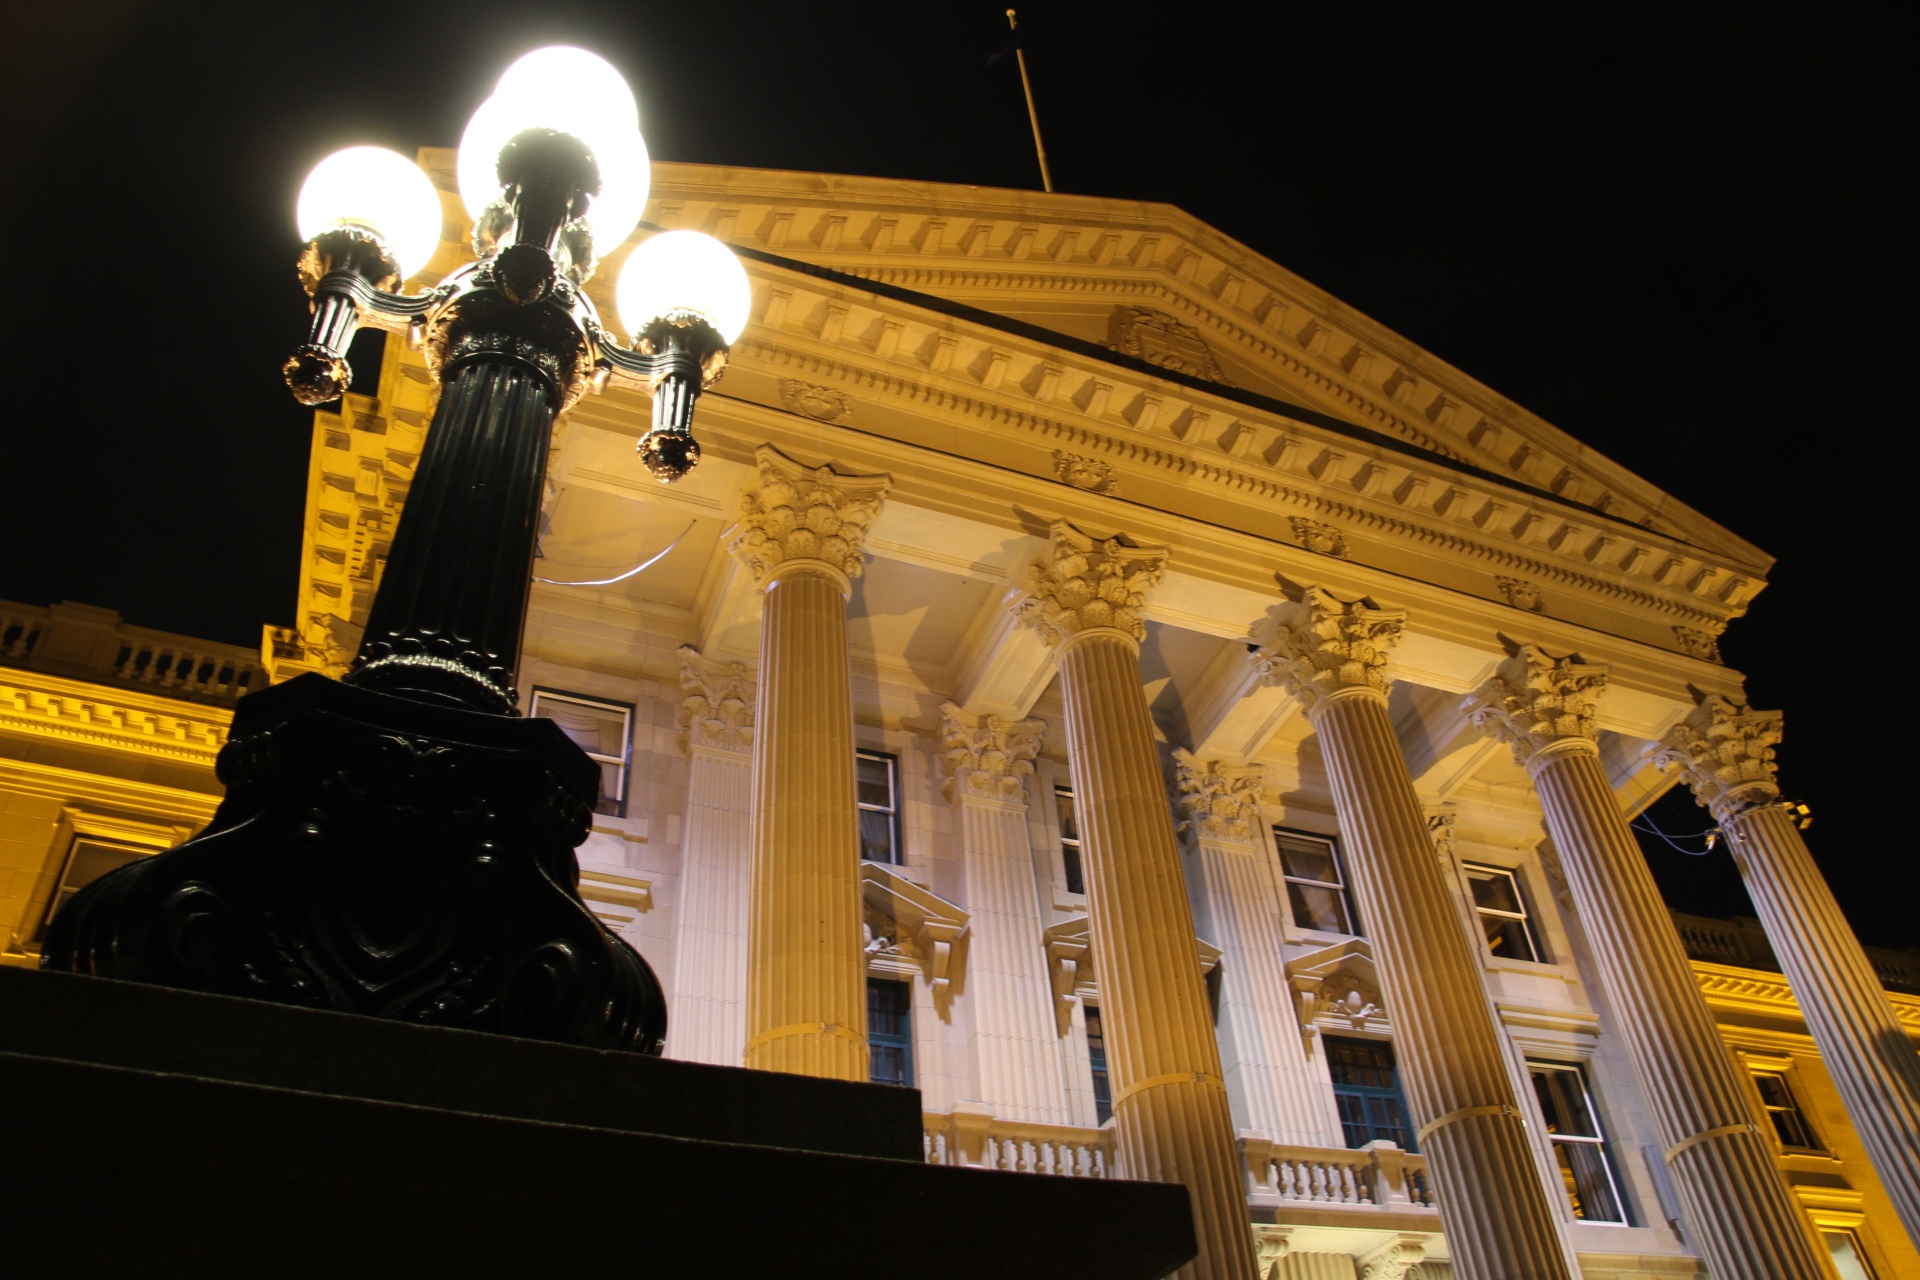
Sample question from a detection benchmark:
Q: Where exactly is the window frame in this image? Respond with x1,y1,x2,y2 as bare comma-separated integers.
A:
32,834,152,945
1751,1068,1824,1153
1083,1002,1113,1125
1460,861,1546,964
1527,1059,1631,1225
856,749,904,865
1323,1034,1418,1152
1054,784,1086,896
866,976,915,1088
1274,827,1360,937
528,686,634,818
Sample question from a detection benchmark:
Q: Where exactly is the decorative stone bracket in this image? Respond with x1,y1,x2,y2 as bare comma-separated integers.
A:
1042,915,1221,1033
861,862,968,1003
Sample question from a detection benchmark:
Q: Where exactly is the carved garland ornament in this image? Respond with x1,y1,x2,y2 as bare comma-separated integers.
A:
1013,521,1168,648
724,444,891,584
1253,584,1406,712
1289,517,1349,558
937,701,1045,804
677,646,754,756
1495,576,1545,613
1172,749,1267,845
778,379,852,425
1672,625,1726,664
1651,690,1782,821
1052,450,1118,495
1464,639,1608,768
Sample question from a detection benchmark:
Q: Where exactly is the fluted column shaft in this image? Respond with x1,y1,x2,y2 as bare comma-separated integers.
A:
1179,802,1329,1145
954,788,1073,1123
1723,802,1920,1241
743,562,867,1080
1057,629,1255,1280
1311,689,1574,1280
665,741,754,1065
1528,742,1822,1277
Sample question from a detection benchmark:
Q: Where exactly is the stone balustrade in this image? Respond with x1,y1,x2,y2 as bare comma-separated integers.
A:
1242,1138,1435,1212
922,1110,1113,1178
0,600,263,708
1674,911,1920,995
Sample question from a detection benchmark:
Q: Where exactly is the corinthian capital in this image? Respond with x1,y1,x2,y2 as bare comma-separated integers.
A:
723,444,891,586
937,702,1045,804
1464,638,1608,768
678,645,755,755
1173,749,1267,845
1012,521,1168,649
1252,583,1405,713
1651,688,1781,821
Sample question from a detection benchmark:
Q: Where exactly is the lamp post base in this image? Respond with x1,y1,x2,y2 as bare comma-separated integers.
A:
41,673,667,1055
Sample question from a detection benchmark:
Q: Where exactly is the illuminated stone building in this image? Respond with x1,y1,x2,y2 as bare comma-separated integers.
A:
5,153,1917,1279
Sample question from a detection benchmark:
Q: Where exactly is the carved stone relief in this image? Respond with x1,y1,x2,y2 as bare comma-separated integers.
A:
1105,305,1231,385
1495,576,1545,613
937,702,1044,804
1672,625,1726,663
677,645,754,756
1464,638,1608,768
1289,517,1350,558
1051,450,1118,495
778,379,852,425
1253,583,1405,713
1013,521,1168,647
1173,749,1266,845
724,445,891,584
1651,689,1783,821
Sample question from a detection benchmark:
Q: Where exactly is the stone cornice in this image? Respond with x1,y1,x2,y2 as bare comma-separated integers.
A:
1692,961,1920,1035
0,670,229,769
1012,521,1167,649
633,159,1768,573
937,702,1044,804
1464,639,1609,770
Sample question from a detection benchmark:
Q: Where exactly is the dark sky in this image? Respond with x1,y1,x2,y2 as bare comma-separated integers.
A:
1,5,1906,946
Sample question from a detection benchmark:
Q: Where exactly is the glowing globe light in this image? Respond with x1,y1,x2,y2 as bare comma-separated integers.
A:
296,146,444,282
456,46,651,255
615,230,753,346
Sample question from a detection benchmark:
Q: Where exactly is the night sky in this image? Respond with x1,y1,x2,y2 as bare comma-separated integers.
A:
2,6,1905,947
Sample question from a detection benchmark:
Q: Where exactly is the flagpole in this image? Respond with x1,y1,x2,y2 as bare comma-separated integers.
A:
1006,10,1054,192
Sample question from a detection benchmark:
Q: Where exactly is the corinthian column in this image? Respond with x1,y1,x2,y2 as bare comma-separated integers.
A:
1014,522,1256,1280
1467,644,1823,1279
1256,588,1574,1280
726,445,890,1080
663,647,755,1066
1656,691,1920,1244
1173,752,1324,1146
938,702,1070,1124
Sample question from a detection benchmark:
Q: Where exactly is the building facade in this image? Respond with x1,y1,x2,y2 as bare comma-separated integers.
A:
4,154,1917,1279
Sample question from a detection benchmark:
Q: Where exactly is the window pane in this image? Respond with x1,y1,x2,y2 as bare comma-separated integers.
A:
1365,1094,1411,1148
1467,866,1524,915
1335,1093,1370,1148
1480,912,1538,962
1288,882,1352,934
1056,788,1080,844
535,695,628,759
1277,835,1340,885
1328,1038,1393,1089
870,1043,910,1087
866,979,914,1088
1824,1230,1878,1280
1061,841,1085,896
857,754,894,810
1553,1138,1626,1223
1531,1066,1600,1137
859,808,897,864
1755,1073,1819,1149
37,839,147,942
1085,1004,1112,1124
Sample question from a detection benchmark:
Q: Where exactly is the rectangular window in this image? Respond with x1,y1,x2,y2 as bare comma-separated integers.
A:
867,978,914,1087
529,689,632,817
857,751,902,864
1325,1035,1415,1151
34,836,149,943
1753,1071,1822,1151
1463,863,1545,963
1085,1003,1113,1124
1055,785,1086,895
1276,829,1359,935
1529,1061,1629,1224
1822,1228,1878,1280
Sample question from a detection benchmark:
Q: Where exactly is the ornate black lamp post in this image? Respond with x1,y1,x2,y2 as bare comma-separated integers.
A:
43,48,749,1055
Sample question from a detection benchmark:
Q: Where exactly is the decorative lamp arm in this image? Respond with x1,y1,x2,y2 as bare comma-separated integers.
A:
284,230,445,405
595,317,730,483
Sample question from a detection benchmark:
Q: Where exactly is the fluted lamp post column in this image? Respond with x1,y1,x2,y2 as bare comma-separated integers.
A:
938,703,1072,1124
1655,690,1920,1244
1013,522,1256,1280
663,647,756,1065
728,445,890,1080
1466,642,1825,1279
1173,753,1322,1146
1254,586,1575,1280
